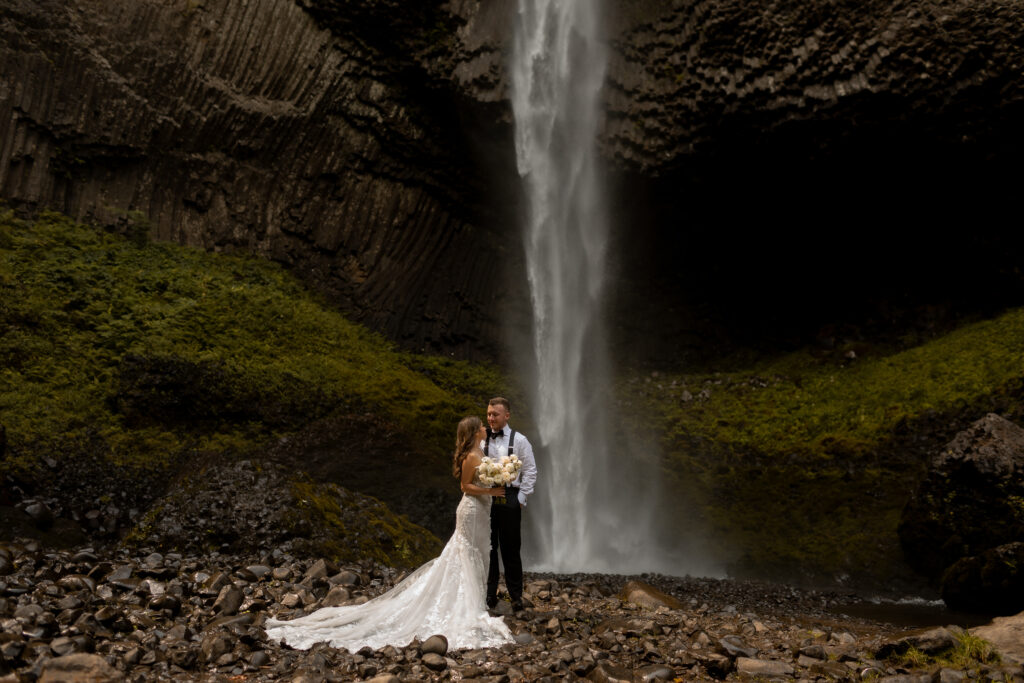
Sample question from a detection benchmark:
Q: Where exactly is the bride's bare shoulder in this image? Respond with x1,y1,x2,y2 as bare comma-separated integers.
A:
464,449,483,466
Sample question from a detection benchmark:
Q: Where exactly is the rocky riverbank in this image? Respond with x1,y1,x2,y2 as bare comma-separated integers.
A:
0,542,1020,683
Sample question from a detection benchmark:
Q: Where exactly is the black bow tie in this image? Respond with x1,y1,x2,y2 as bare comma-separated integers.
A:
487,429,503,440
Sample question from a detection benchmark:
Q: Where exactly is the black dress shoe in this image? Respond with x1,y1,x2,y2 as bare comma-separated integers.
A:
486,597,498,610
511,600,524,613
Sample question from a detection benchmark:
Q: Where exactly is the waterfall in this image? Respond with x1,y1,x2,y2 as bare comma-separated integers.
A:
510,0,651,573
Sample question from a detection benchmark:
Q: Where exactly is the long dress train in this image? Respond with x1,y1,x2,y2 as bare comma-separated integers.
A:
264,480,513,651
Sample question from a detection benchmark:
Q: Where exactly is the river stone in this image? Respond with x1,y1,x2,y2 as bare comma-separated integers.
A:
420,634,448,656
735,657,794,677
213,584,244,615
941,542,1024,614
246,564,272,579
329,570,360,585
936,669,966,683
24,501,55,530
39,653,124,682
899,413,1024,581
587,660,634,683
719,634,758,658
799,644,827,659
421,652,447,671
322,586,350,607
970,611,1024,665
695,653,733,677
637,664,674,681
617,581,683,610
200,633,232,663
303,559,337,581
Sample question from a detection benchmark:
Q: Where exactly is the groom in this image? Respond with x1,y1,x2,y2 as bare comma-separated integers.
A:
483,397,537,613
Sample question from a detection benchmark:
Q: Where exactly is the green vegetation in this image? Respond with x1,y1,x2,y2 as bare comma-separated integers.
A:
884,631,1000,674
0,208,505,476
288,479,441,567
621,307,1024,579
632,310,1024,456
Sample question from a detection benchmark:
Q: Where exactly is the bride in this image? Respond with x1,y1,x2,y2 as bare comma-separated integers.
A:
264,416,515,651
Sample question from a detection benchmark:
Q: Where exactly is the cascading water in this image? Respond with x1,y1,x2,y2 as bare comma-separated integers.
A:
511,0,682,574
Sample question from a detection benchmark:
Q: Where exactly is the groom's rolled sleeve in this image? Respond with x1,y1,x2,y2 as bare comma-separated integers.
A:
515,435,537,506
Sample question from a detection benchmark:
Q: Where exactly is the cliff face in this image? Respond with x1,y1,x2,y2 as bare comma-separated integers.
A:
0,0,515,356
2,0,1023,356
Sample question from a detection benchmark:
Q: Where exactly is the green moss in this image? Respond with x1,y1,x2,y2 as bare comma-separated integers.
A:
289,478,440,567
628,311,1024,457
0,208,507,480
621,307,1024,579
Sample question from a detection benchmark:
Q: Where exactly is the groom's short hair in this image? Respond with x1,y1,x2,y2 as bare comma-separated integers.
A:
488,397,511,411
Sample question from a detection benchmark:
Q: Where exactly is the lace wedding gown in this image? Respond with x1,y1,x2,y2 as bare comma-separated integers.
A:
264,475,513,651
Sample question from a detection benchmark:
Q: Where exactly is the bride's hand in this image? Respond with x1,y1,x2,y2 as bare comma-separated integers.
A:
491,487,504,496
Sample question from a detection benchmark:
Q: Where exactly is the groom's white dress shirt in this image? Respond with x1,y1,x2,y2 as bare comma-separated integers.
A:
483,425,537,506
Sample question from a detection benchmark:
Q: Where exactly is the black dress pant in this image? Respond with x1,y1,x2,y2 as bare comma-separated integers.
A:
486,502,523,602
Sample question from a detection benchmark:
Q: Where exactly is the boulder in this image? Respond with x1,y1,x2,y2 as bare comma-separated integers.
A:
969,611,1024,665
876,627,959,660
617,581,683,610
899,414,1024,580
941,542,1024,614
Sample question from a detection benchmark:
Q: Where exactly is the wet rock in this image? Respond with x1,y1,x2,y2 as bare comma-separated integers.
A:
799,644,827,659
636,664,674,681
330,570,360,586
936,669,966,683
617,581,683,610
694,652,733,677
213,584,244,615
246,565,272,579
587,660,634,683
422,652,447,671
322,586,351,607
303,559,337,581
941,542,1024,614
735,656,794,677
23,501,54,530
200,633,232,663
366,676,401,683
719,634,758,658
148,594,181,614
810,660,851,678
38,652,123,682
899,414,1024,584
420,634,448,656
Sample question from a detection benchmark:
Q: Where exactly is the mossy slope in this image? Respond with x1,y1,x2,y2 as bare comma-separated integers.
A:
622,310,1024,582
0,209,505,550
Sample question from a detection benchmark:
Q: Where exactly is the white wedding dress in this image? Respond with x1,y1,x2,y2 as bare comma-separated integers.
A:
264,473,513,651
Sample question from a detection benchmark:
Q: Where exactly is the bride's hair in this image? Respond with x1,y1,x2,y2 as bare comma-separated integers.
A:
453,416,482,479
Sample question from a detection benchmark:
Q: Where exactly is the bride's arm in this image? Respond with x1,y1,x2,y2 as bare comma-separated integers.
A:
461,452,504,497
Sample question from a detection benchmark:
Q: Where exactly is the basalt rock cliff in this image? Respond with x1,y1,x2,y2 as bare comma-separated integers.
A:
2,0,1024,357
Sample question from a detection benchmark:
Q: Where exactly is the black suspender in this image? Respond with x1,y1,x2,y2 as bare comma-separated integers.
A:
485,429,517,457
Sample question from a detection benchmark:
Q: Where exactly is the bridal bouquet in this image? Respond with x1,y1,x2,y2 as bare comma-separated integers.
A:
476,454,522,487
